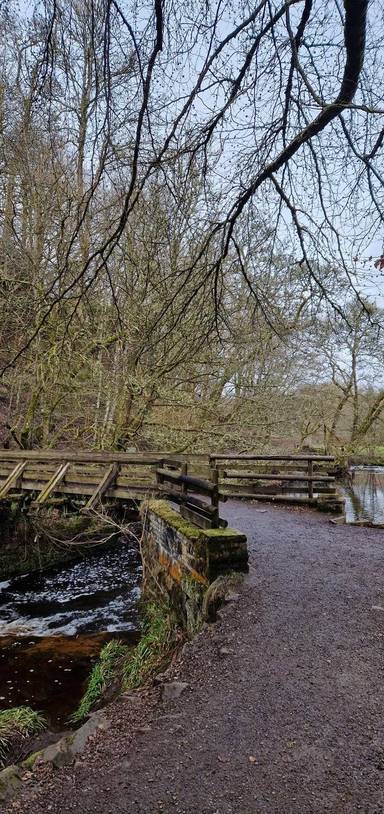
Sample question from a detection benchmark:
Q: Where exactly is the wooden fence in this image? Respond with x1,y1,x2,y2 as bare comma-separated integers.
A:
209,453,343,511
155,458,224,529
0,450,344,526
0,451,160,511
0,450,224,529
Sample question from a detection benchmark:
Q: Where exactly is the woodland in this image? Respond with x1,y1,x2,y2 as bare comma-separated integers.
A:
0,0,383,455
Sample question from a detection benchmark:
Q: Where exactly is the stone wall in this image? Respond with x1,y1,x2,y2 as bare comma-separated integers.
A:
141,500,248,632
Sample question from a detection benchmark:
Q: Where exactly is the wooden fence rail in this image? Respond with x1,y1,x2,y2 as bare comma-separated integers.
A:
0,450,344,524
0,452,225,529
155,459,223,529
209,453,343,510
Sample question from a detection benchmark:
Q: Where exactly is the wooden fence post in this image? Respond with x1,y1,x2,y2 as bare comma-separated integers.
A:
181,462,188,505
211,466,219,527
156,459,164,490
308,459,314,499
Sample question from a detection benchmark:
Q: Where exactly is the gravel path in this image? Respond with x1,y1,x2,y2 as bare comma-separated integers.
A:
7,502,384,814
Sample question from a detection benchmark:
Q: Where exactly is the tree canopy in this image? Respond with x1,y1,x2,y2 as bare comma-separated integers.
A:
0,0,383,453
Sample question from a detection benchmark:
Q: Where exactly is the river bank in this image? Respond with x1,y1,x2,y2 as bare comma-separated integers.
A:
0,510,143,770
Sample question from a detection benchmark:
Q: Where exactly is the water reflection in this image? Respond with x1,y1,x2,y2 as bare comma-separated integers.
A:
343,466,384,524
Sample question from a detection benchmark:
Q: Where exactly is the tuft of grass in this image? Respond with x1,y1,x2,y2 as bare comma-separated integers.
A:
0,707,46,767
123,602,181,690
71,639,129,724
72,604,182,723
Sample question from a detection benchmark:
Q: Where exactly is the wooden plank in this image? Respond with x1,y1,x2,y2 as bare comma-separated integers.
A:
210,454,334,463
13,480,154,499
222,472,334,482
0,450,165,464
259,484,337,495
156,469,215,495
162,458,184,469
180,504,215,530
184,494,218,515
43,473,154,488
162,489,219,517
219,491,317,504
35,462,71,504
0,461,27,497
308,459,314,499
84,463,120,510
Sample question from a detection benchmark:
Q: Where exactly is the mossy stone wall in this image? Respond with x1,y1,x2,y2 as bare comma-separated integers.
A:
141,500,248,631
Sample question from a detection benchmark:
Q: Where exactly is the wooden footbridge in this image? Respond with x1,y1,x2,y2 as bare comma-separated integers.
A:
0,450,344,529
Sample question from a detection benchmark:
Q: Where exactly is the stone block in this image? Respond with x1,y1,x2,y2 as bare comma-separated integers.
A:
141,500,248,630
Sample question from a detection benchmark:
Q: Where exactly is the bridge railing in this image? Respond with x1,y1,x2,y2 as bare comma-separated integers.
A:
0,451,226,528
0,449,344,519
0,452,162,509
208,453,342,509
155,458,224,529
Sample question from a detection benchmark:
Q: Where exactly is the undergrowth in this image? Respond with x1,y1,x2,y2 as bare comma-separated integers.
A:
72,602,182,723
123,601,181,690
70,639,128,724
0,707,46,767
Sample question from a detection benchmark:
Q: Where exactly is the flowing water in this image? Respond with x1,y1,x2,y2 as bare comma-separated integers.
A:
0,538,142,729
343,466,384,525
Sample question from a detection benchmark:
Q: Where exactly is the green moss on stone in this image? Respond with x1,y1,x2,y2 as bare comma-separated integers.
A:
180,573,205,634
0,508,119,580
145,500,202,540
204,527,247,541
21,750,42,770
145,500,246,544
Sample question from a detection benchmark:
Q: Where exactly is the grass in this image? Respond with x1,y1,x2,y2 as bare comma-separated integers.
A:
72,603,181,723
352,446,384,459
0,707,46,767
123,601,181,690
70,639,129,724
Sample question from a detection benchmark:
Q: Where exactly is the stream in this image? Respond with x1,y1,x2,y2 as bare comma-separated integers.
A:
0,537,142,729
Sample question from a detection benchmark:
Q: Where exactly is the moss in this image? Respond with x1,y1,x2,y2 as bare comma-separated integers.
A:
180,574,205,634
21,749,42,770
145,500,202,540
0,541,79,580
204,527,247,541
0,508,120,580
0,765,22,801
145,500,245,543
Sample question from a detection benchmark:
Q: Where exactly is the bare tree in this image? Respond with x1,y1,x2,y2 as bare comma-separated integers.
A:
1,0,381,375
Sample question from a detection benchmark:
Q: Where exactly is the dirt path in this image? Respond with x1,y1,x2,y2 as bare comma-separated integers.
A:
7,502,384,813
